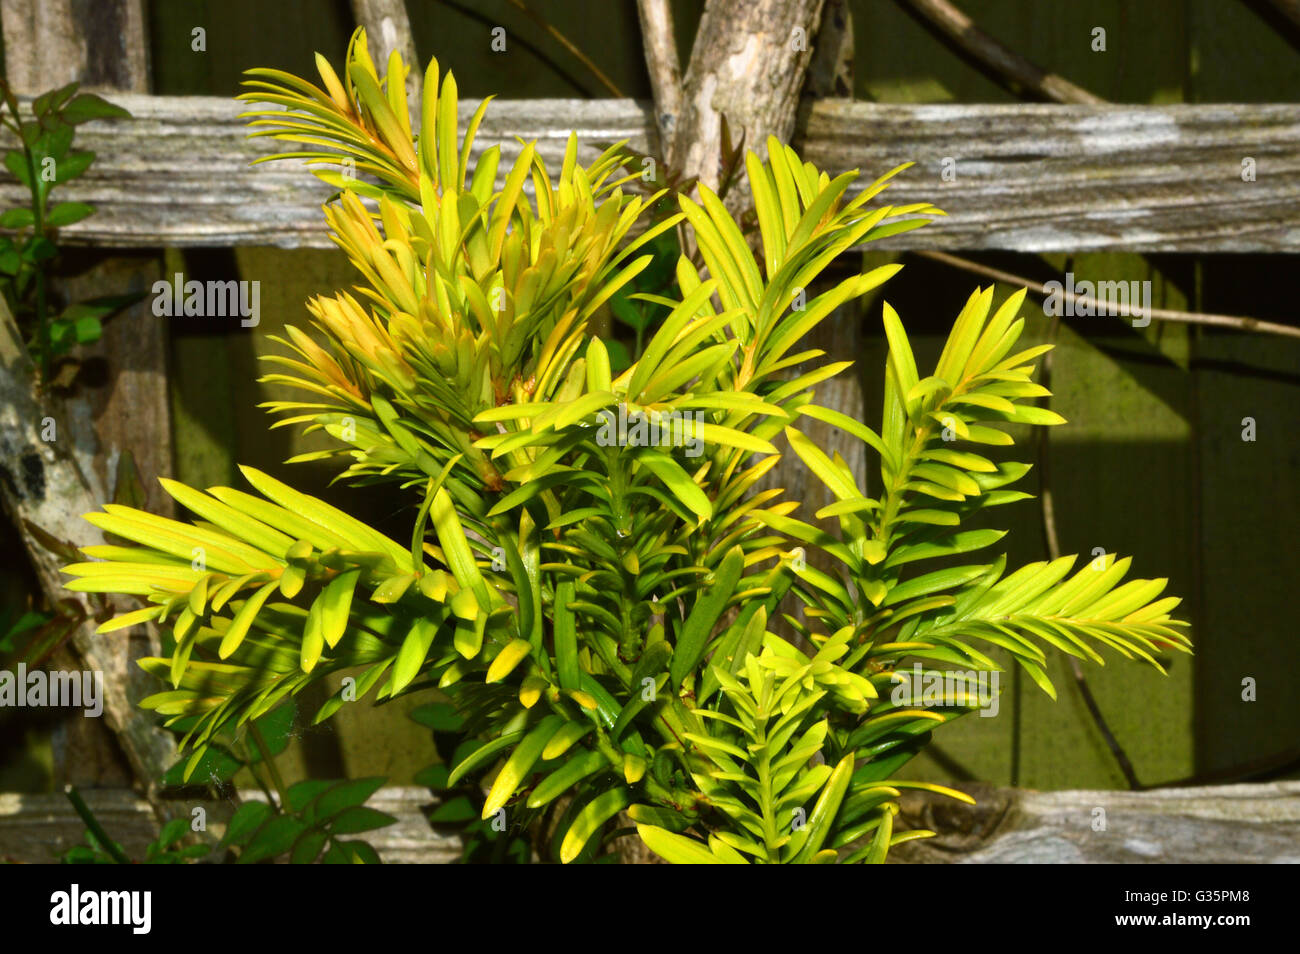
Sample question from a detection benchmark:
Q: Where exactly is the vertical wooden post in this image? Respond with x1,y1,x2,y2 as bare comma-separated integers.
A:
1,0,175,793
350,0,419,126
636,0,867,610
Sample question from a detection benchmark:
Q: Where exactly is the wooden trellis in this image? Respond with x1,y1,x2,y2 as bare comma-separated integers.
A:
1,0,1297,863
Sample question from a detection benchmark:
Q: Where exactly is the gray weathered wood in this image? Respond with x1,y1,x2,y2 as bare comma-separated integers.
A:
0,95,657,249
670,0,825,204
635,0,684,150
4,781,1295,863
2,95,1295,253
0,0,175,798
0,0,150,93
800,101,1300,252
0,787,461,864
890,781,1300,864
350,0,419,126
0,299,175,792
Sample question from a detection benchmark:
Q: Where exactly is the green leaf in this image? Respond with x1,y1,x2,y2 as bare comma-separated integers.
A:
163,745,242,787
610,288,653,332
670,545,744,688
71,315,102,344
33,82,80,118
311,777,387,823
559,787,630,863
427,794,475,822
237,815,307,864
482,715,565,817
883,565,989,606
639,449,711,521
527,749,607,809
0,207,34,229
155,817,191,849
22,236,57,262
391,616,439,694
881,302,919,399
290,829,328,865
3,151,30,189
45,202,94,226
327,805,398,835
246,702,295,763
218,581,278,658
446,731,526,787
53,149,95,184
286,780,334,813
410,701,463,733
220,800,272,849
636,824,721,864
554,580,580,690
61,92,131,125
784,426,859,502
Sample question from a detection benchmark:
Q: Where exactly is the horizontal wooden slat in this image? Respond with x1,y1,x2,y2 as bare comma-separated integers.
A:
0,94,657,250
2,94,1298,252
0,787,461,864
4,781,1297,863
803,101,1300,253
890,780,1300,864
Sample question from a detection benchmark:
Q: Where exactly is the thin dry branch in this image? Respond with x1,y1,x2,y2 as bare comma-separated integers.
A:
916,250,1300,340
1261,0,1300,31
635,0,683,146
900,0,1105,104
506,0,625,98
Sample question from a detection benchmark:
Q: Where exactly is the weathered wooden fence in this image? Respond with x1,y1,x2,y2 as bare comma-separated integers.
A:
2,0,1298,863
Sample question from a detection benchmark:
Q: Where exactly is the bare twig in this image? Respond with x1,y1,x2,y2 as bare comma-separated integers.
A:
898,0,1179,785
1261,0,1300,31
1153,743,1300,788
505,0,625,98
926,244,1293,783
65,785,132,863
635,0,683,148
916,249,1300,340
899,0,1105,104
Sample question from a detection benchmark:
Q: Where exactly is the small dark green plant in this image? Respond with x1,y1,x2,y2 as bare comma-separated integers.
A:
217,776,394,864
62,787,209,864
0,79,138,383
63,699,395,865
63,30,1190,864
62,777,395,865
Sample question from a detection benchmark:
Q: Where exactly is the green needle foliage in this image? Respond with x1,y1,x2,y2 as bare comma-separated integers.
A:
63,29,1190,864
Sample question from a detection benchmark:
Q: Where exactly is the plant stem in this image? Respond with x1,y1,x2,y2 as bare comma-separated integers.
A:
64,784,133,864
900,0,1104,104
916,249,1300,341
0,82,51,381
505,0,626,98
249,723,291,810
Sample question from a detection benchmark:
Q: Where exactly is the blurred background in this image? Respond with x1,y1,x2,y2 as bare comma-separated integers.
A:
1,0,1297,804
